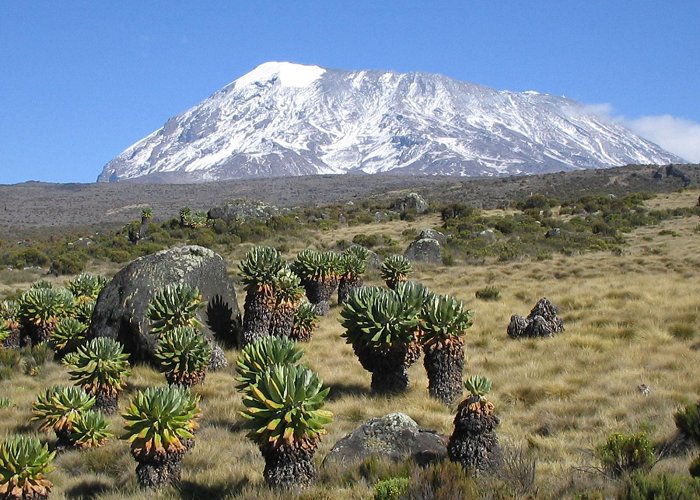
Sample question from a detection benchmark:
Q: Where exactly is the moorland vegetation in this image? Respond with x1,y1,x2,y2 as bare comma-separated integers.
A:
0,184,699,498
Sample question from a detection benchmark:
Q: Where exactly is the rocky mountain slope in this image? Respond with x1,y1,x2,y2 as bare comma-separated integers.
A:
98,62,682,183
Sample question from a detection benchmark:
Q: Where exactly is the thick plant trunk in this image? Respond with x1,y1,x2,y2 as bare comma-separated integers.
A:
337,276,362,305
354,344,413,395
94,391,119,415
135,451,185,489
424,341,464,405
165,370,205,388
262,441,317,489
304,279,338,316
270,303,296,338
241,289,273,347
447,398,500,473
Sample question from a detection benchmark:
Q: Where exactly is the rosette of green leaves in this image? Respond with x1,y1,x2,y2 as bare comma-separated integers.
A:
272,267,305,305
73,298,96,325
147,283,203,337
68,338,130,397
240,363,332,447
379,255,413,289
50,317,87,356
340,246,369,278
340,287,420,349
69,410,113,449
236,336,303,391
17,287,74,329
154,326,212,387
291,301,318,341
420,294,473,347
32,386,95,436
293,250,341,283
0,435,55,499
122,385,201,460
0,300,18,324
67,273,108,302
239,246,285,293
465,375,492,400
0,321,9,345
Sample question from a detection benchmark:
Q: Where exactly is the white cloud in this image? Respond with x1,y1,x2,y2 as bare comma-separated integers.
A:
624,115,700,163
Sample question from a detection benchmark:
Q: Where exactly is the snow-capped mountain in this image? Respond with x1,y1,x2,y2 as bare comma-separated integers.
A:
98,62,683,183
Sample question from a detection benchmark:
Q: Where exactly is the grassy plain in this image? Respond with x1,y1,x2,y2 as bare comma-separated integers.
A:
0,189,699,498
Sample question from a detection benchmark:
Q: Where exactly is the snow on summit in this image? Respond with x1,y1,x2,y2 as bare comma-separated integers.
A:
234,62,326,89
98,62,683,183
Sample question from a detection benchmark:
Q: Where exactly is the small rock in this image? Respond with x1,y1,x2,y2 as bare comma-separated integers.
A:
391,193,429,214
477,229,496,242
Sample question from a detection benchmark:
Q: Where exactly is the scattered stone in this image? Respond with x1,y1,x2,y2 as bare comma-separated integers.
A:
477,229,496,242
404,238,442,264
323,412,446,469
391,192,429,214
89,245,241,363
507,297,564,339
545,228,561,238
637,384,650,396
208,199,279,222
418,229,446,245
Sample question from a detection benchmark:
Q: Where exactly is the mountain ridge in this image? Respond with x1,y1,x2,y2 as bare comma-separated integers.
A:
98,62,683,183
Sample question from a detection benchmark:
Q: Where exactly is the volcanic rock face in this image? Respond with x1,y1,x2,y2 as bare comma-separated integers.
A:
89,245,241,362
99,62,682,183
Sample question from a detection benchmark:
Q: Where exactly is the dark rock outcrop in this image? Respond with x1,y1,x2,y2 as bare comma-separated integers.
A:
507,297,564,339
323,412,446,469
405,238,442,264
89,245,241,362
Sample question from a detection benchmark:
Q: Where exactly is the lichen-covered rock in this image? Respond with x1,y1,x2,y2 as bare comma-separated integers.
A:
391,193,429,214
418,229,447,245
507,297,564,339
323,412,446,469
208,199,280,222
405,238,442,264
89,245,241,362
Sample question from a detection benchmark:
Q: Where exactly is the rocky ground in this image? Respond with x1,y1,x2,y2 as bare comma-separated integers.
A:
0,164,698,234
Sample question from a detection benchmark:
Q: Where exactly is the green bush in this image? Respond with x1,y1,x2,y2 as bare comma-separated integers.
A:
374,476,410,500
596,432,655,477
475,286,501,301
622,472,700,499
674,402,700,444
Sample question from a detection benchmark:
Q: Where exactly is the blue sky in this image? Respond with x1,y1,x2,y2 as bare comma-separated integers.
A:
1,1,698,184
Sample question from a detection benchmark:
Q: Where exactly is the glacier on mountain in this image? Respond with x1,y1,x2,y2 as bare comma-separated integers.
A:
98,62,683,183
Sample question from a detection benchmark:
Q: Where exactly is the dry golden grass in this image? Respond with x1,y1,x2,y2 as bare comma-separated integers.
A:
1,189,699,498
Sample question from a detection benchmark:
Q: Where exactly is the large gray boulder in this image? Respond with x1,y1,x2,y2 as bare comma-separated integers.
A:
391,192,429,214
208,199,279,222
323,413,446,469
405,238,442,264
89,245,241,362
418,229,446,245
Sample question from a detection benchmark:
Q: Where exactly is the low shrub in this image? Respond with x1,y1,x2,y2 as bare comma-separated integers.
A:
622,472,700,499
374,476,410,500
596,432,655,477
475,286,501,301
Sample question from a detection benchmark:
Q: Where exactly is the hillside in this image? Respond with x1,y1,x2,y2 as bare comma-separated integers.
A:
1,164,698,234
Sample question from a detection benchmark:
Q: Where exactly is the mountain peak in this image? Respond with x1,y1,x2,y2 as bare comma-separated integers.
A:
98,64,682,183
234,61,326,90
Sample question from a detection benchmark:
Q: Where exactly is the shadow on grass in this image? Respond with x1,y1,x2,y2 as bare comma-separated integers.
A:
178,478,250,499
202,418,246,434
65,478,112,499
326,382,370,401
